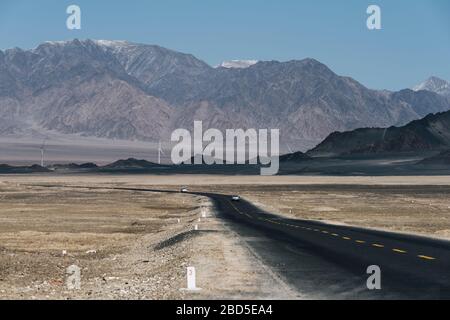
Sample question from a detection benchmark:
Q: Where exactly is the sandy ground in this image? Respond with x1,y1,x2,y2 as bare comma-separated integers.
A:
2,174,450,186
0,178,295,300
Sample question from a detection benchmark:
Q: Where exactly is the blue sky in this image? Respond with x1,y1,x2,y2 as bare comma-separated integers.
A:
1,0,449,90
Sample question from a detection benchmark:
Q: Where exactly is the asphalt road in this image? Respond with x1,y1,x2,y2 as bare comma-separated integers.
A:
198,191,450,299
31,185,450,299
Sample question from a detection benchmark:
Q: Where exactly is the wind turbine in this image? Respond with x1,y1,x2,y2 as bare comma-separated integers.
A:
157,141,165,165
286,143,294,154
40,138,48,167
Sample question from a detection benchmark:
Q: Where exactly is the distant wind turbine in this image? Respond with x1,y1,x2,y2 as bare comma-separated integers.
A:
40,138,48,167
286,143,294,154
158,141,165,165
381,128,388,142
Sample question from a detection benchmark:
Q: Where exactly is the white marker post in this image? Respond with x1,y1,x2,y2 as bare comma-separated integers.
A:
181,267,201,292
194,224,198,231
66,265,81,290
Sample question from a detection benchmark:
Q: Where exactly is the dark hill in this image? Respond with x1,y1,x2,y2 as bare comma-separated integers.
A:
309,111,450,157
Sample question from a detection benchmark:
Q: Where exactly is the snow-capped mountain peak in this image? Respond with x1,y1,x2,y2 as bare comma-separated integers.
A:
413,76,450,98
93,40,132,47
217,60,259,69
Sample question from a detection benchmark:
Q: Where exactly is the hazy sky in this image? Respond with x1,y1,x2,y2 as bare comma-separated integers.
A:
1,0,449,90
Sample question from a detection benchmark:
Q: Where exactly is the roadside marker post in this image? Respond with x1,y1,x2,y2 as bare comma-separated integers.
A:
66,265,81,290
194,224,198,231
180,267,201,292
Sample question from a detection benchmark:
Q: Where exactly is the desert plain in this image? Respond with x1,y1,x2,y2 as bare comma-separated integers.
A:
1,174,450,299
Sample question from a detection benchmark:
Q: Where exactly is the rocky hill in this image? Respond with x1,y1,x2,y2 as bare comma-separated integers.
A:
309,111,450,156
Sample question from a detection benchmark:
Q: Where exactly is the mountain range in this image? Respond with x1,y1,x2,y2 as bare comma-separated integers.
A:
1,39,450,151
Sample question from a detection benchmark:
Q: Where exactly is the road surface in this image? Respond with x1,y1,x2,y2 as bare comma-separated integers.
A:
200,191,450,299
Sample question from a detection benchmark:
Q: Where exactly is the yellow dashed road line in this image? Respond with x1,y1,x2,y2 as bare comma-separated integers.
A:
230,205,437,262
418,255,436,261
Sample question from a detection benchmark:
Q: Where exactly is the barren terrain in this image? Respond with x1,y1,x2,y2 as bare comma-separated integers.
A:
1,174,450,299
0,177,295,300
